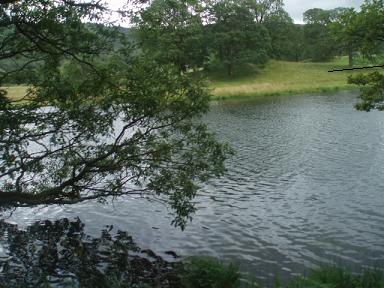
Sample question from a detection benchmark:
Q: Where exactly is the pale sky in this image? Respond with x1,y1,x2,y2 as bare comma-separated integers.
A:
284,0,364,23
106,0,365,25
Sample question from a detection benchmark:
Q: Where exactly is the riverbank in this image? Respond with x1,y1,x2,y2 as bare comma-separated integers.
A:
3,58,383,101
1,218,383,288
208,58,382,100
180,256,384,288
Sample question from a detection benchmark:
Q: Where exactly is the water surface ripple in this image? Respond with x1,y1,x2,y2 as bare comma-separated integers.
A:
6,91,384,285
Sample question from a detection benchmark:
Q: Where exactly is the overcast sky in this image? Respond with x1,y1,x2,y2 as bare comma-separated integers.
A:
107,0,365,25
284,0,364,23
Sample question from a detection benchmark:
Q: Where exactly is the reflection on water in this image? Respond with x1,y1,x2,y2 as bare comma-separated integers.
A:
3,91,384,285
0,219,179,287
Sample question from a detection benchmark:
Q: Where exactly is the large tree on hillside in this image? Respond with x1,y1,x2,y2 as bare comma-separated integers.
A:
355,0,384,56
207,0,271,76
135,0,206,72
245,0,284,23
303,8,332,25
330,8,360,67
302,8,337,61
347,0,384,111
263,9,303,61
0,0,231,229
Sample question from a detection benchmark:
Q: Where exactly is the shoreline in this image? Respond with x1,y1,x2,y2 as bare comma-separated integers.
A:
207,59,374,101
4,84,360,103
210,85,360,101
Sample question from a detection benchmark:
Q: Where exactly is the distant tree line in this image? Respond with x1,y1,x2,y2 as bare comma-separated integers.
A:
134,0,384,75
1,0,383,81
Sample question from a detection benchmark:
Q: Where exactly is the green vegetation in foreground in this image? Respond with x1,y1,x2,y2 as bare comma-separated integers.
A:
177,256,384,288
209,57,384,100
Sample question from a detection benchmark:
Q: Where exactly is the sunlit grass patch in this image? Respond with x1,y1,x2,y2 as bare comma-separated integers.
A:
209,59,383,100
3,85,29,101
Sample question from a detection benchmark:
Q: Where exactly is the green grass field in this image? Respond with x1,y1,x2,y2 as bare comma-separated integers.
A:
209,57,383,100
3,57,383,101
3,85,30,101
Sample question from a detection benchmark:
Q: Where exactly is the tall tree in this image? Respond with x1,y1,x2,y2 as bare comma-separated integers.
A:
0,0,231,229
207,0,271,76
302,8,337,61
264,9,303,61
356,0,384,56
245,0,284,23
303,8,332,25
330,8,360,67
135,0,206,72
347,0,384,111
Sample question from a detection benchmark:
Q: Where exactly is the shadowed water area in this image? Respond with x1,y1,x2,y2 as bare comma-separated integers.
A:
2,91,384,285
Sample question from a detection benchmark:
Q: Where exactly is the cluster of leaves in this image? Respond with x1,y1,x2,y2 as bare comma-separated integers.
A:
301,1,384,65
349,72,384,111
0,0,232,229
346,0,384,111
134,0,286,76
301,1,384,112
205,0,271,76
178,256,242,288
134,0,383,72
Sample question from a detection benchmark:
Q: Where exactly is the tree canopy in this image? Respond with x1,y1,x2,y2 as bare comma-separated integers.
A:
205,0,271,75
329,8,359,67
0,0,231,229
346,0,384,111
135,0,206,72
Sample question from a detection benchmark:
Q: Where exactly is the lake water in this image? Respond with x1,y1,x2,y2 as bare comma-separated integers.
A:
5,91,384,285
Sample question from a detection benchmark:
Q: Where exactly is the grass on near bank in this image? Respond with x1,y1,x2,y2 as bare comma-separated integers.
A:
178,256,384,288
208,56,384,100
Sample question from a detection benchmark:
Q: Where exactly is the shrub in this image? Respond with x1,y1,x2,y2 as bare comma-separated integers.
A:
180,256,241,288
287,267,384,288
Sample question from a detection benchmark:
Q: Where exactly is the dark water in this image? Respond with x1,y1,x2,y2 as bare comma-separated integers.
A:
4,91,384,285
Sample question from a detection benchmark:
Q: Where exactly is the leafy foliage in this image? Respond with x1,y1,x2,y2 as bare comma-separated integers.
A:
244,0,284,24
134,0,206,72
344,0,384,111
287,266,384,288
329,8,360,67
302,8,341,62
0,0,232,229
357,0,384,56
206,0,271,76
179,256,241,288
264,12,303,61
348,71,384,111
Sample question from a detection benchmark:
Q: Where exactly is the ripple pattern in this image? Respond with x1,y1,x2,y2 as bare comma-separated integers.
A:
6,91,384,286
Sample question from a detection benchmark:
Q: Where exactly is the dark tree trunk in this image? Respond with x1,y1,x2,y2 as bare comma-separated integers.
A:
227,64,233,76
348,47,354,68
180,63,187,73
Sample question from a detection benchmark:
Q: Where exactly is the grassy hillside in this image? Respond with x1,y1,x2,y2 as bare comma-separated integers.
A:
209,57,383,100
3,85,29,101
3,57,383,101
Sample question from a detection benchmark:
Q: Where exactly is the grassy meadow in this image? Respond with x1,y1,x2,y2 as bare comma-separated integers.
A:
3,85,29,101
3,57,383,101
208,57,383,100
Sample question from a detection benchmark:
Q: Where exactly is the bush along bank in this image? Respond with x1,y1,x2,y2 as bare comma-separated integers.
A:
177,256,384,288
